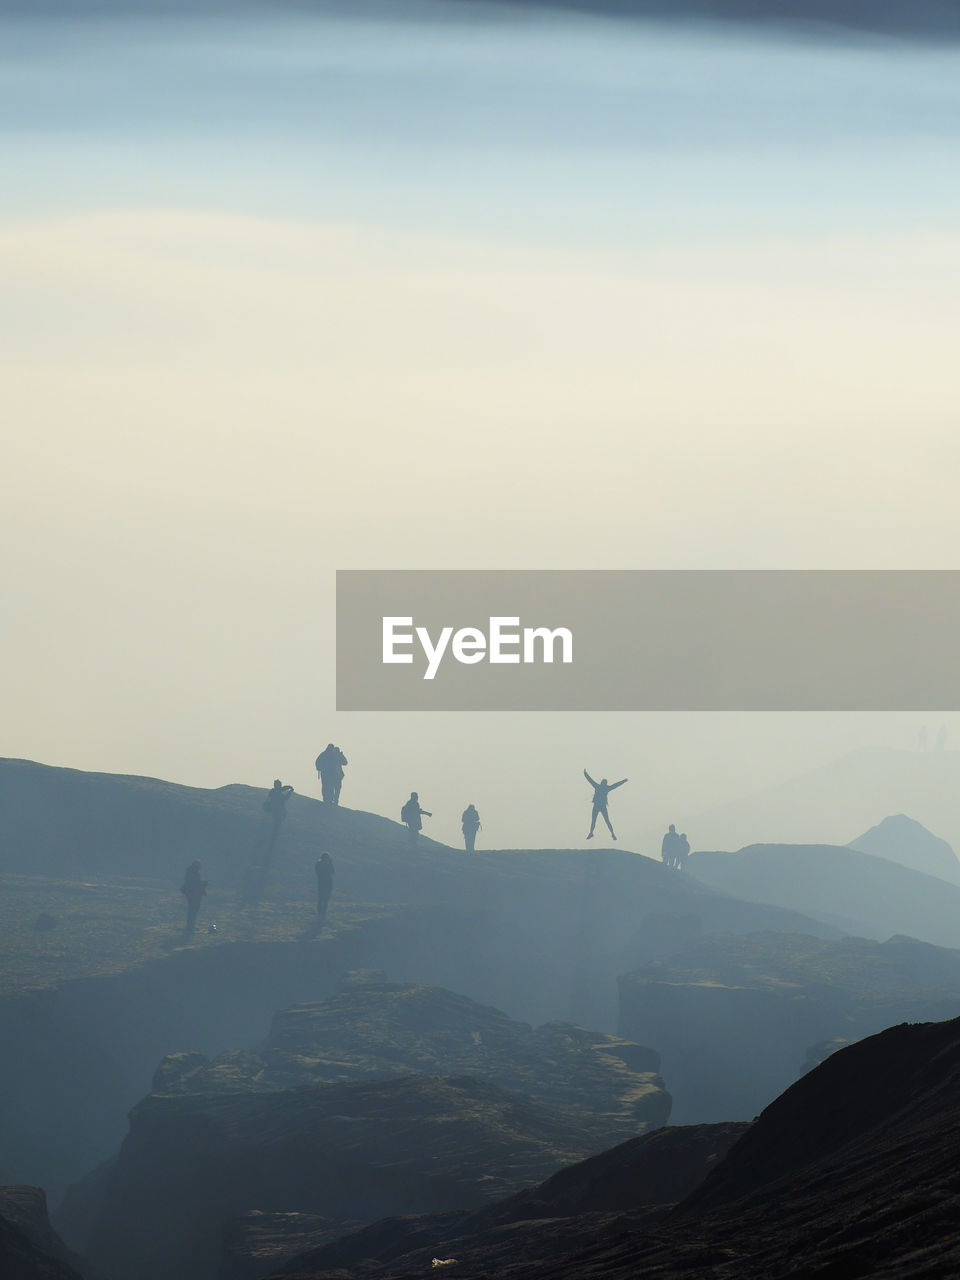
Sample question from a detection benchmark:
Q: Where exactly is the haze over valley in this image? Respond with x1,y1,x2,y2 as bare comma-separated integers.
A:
4,2,960,1276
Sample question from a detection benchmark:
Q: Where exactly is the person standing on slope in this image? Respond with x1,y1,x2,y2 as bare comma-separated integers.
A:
584,769,627,841
661,824,680,868
264,778,294,826
677,832,691,872
314,851,334,922
461,804,481,854
401,792,432,842
315,744,348,805
181,860,208,935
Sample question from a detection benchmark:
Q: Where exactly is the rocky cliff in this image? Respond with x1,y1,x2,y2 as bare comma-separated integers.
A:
155,981,667,1137
618,931,960,1122
0,1187,86,1280
0,759,836,1200
65,983,669,1280
270,1014,960,1278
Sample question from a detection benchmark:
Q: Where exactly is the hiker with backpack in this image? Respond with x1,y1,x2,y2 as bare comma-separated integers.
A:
584,769,627,841
315,744,348,805
264,779,294,828
401,792,432,842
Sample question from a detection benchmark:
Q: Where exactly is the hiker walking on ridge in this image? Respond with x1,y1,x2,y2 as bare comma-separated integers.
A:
238,780,293,907
401,792,432,842
262,778,295,861
315,851,334,922
661,824,680,868
315,744,348,805
264,779,294,829
584,769,627,841
461,804,481,854
181,859,208,935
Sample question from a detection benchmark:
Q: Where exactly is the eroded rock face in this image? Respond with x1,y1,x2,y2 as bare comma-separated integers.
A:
273,1016,960,1280
275,1121,749,1277
454,1120,749,1228
0,761,834,1204
81,1076,607,1280
220,1211,360,1280
156,982,668,1137
0,1187,86,1280
618,932,960,1123
75,985,670,1280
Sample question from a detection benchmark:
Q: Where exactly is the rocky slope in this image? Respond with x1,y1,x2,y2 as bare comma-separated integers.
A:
277,1121,748,1277
66,984,669,1280
0,758,837,1199
618,930,960,1122
220,1212,358,1280
155,982,668,1139
0,758,833,943
81,1075,599,1280
0,1188,86,1280
273,1014,960,1279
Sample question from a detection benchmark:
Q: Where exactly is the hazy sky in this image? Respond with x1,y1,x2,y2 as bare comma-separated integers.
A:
3,2,960,853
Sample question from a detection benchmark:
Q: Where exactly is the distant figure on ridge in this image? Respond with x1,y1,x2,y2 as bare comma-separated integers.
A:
937,725,948,754
661,824,680,868
461,804,481,854
401,792,432,842
677,832,691,871
315,744,348,805
584,769,627,841
315,851,334,922
181,859,208,935
264,778,294,829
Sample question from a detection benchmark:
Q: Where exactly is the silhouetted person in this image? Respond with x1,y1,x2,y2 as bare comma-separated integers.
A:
461,804,481,854
315,744,348,805
315,851,334,922
401,792,431,842
181,859,207,935
937,725,948,753
264,778,294,827
677,832,690,871
661,824,680,868
584,769,627,841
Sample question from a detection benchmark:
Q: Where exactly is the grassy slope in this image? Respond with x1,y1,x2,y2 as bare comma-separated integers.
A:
0,872,377,998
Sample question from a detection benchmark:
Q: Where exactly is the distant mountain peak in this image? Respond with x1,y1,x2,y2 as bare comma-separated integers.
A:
848,814,960,884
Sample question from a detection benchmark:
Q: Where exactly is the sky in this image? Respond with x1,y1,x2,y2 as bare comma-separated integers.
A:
3,1,960,853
